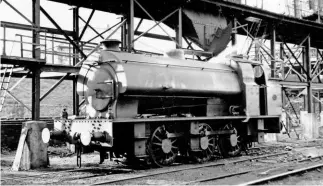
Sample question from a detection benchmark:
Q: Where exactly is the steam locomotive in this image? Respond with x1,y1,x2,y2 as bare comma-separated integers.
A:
42,40,282,167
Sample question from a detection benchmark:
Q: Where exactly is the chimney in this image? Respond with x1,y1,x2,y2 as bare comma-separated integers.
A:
101,39,121,51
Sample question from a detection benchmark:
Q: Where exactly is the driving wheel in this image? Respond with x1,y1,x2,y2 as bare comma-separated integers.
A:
147,125,179,167
218,124,242,157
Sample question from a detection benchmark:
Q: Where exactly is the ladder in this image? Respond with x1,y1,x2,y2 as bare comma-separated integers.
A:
0,64,14,111
245,20,264,58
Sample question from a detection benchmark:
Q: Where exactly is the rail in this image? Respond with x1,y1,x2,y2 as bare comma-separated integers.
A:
0,24,98,66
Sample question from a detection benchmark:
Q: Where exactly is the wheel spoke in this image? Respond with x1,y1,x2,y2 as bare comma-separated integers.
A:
208,138,215,144
152,142,162,146
171,145,178,149
207,147,213,154
153,134,163,142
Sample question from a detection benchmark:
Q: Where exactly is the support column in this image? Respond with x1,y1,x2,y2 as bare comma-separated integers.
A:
280,44,287,131
32,69,40,120
294,0,300,18
254,38,260,61
305,36,313,113
320,51,322,113
318,0,321,23
32,0,41,120
176,7,182,49
319,91,322,113
121,17,126,51
231,18,237,46
302,47,306,75
127,0,134,52
280,43,284,79
73,7,79,116
2,26,6,56
270,25,276,78
302,47,308,111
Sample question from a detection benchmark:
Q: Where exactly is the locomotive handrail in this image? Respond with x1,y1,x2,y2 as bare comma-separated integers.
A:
182,49,214,58
121,60,236,73
229,56,262,65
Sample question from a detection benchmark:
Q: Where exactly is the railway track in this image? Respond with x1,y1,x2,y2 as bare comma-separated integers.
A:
184,155,323,185
3,147,322,185
236,163,323,185
88,153,323,185
89,152,289,185
0,151,287,185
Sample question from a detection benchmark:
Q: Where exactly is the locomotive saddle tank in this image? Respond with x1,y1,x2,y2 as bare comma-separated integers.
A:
79,50,242,118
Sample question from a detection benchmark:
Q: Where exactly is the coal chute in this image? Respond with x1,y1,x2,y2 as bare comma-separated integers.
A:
181,8,232,56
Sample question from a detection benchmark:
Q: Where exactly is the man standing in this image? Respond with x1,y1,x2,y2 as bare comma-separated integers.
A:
61,108,68,119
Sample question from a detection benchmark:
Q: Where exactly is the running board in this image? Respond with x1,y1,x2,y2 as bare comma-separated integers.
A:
113,115,280,123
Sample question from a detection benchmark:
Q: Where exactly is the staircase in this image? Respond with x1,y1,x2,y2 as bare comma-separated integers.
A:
0,64,14,111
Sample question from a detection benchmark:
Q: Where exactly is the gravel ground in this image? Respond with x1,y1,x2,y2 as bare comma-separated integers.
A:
265,168,323,185
1,139,323,185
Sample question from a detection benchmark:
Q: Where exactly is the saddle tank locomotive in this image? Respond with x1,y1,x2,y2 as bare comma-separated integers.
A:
42,40,282,167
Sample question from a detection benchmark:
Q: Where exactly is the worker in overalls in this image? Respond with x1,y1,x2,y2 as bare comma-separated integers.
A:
61,108,68,119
